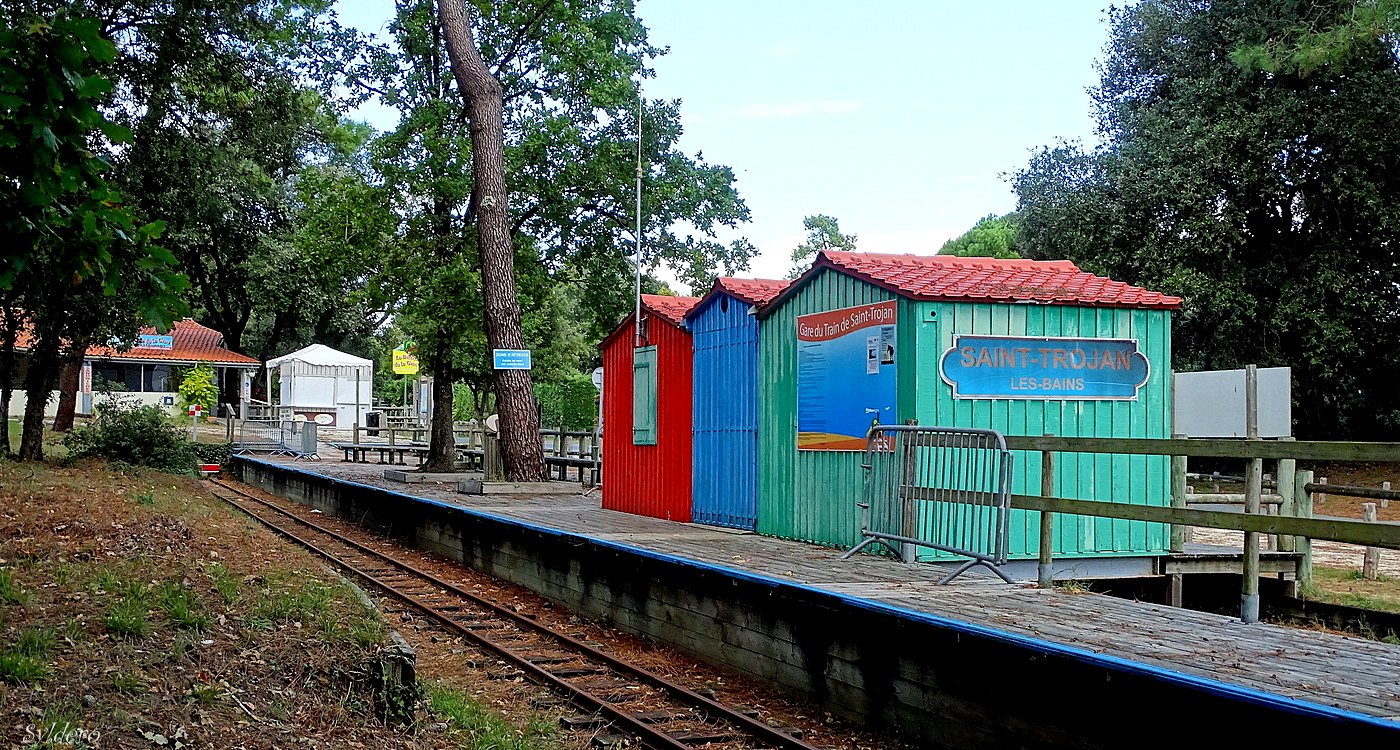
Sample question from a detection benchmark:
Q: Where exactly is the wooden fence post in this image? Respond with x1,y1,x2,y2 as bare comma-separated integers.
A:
1170,433,1187,554
1240,365,1261,624
1241,456,1263,623
1295,469,1314,591
1038,436,1055,588
1276,438,1296,553
1363,503,1381,580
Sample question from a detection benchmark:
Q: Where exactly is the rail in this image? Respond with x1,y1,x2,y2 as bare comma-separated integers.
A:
207,479,817,750
1003,434,1400,623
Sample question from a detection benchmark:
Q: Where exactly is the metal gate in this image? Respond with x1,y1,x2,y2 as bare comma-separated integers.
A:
842,425,1015,583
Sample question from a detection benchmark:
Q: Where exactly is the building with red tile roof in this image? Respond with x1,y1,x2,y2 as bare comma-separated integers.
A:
599,294,700,349
9,318,260,418
762,250,1181,314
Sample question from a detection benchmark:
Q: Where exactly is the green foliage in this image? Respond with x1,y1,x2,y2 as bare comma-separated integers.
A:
1012,0,1400,438
939,213,1022,258
535,375,598,430
788,215,857,278
206,562,241,606
191,442,232,466
0,568,26,605
1231,0,1400,76
178,362,218,412
13,626,56,659
427,682,556,750
158,582,210,631
0,652,49,684
62,401,198,473
104,595,152,639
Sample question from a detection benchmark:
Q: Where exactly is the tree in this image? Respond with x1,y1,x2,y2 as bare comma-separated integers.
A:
788,215,856,278
939,213,1022,258
1012,0,1400,438
362,0,755,477
1231,0,1400,75
0,10,185,460
436,0,546,480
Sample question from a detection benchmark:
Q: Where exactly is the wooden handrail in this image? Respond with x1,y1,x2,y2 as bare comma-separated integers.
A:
1003,435,1400,462
1012,494,1400,551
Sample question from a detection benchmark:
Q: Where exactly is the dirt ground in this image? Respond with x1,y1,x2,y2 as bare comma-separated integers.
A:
1189,461,1400,576
0,460,913,750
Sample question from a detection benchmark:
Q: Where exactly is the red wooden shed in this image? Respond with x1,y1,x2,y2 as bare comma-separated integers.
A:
600,294,699,522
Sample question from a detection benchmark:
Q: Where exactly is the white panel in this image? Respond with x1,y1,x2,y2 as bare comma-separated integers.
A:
1173,367,1291,438
292,376,337,408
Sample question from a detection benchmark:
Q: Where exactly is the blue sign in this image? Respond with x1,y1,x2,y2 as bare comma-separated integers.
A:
135,334,173,350
940,335,1149,400
492,349,532,370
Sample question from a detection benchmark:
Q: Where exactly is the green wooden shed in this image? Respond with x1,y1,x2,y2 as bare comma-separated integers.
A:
756,250,1182,560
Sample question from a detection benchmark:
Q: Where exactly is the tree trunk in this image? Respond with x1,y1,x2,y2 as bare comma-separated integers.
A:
0,307,17,459
421,329,457,473
18,335,62,461
52,347,85,431
436,0,546,482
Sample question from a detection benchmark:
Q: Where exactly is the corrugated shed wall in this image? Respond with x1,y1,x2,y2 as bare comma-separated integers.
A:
913,301,1173,558
602,314,694,522
757,271,899,547
691,294,760,529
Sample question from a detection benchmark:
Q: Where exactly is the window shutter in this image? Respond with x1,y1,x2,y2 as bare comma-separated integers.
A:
632,347,657,445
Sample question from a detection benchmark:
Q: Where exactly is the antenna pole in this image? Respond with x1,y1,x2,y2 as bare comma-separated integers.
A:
633,85,643,347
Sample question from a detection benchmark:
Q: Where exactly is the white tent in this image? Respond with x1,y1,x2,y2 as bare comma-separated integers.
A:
266,344,373,427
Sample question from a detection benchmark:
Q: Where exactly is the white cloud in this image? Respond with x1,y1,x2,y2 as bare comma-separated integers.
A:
727,100,862,120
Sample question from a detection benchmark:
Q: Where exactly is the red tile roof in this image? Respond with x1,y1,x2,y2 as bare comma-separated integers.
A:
74,319,259,366
684,277,791,322
769,251,1181,311
641,294,700,327
713,277,790,306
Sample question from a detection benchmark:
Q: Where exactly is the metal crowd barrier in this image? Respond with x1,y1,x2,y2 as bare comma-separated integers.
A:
843,425,1015,583
233,419,319,459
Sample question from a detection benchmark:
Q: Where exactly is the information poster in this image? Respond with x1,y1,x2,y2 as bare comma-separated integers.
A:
939,334,1150,400
796,301,897,451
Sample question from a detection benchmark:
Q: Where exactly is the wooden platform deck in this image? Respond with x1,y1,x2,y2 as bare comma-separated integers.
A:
254,458,1400,722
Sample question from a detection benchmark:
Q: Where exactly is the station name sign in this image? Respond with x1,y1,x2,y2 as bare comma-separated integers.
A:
939,335,1149,400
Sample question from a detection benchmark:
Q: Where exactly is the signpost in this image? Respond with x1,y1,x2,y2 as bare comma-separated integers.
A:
188,404,202,440
392,346,420,375
591,367,604,488
492,349,532,370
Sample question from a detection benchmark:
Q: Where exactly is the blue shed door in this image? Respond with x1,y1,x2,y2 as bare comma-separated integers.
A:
692,297,759,530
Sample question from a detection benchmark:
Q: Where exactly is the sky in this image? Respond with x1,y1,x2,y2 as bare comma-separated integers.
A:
337,0,1118,290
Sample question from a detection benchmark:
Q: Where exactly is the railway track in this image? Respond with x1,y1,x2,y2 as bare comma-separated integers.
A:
205,478,824,750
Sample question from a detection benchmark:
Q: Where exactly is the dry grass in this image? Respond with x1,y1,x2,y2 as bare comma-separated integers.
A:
0,460,432,748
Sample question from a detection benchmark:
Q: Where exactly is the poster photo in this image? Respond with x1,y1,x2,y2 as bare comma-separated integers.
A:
796,300,897,451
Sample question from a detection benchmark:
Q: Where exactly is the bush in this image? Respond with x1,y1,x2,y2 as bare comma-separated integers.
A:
191,442,232,465
62,402,198,473
178,362,218,413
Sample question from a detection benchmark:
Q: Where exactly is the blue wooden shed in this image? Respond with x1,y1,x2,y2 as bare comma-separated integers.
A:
686,277,789,530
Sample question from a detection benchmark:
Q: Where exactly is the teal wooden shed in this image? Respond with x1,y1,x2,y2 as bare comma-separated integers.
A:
756,250,1182,560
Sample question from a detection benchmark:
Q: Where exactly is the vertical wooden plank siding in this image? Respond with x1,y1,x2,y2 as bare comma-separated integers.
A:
691,294,761,529
601,314,694,522
912,301,1173,558
757,271,897,546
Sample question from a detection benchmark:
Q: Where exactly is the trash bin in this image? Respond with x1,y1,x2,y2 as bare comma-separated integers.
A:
366,411,382,437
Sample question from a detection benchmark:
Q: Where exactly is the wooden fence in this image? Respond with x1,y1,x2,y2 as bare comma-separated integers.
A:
1006,435,1400,623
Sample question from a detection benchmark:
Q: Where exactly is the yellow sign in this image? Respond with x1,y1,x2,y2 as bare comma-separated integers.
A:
392,348,419,375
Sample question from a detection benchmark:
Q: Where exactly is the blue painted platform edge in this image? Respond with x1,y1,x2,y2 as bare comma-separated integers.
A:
235,457,1398,730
